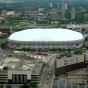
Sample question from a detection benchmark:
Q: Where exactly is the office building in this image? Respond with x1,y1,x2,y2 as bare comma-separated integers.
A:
1,10,21,18
57,3,60,9
50,10,58,20
61,2,67,18
0,57,43,84
2,10,7,18
71,7,75,19
55,55,88,77
0,27,12,35
49,3,53,8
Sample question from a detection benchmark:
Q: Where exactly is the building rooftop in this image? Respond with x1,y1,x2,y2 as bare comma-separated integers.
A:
56,54,84,61
1,57,43,75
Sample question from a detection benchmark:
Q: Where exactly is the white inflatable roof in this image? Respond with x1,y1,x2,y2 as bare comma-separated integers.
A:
8,28,84,42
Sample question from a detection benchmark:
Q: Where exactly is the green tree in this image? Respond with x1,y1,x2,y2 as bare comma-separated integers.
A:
19,84,29,88
5,85,11,88
30,48,35,52
74,49,83,54
26,48,30,52
51,48,56,52
0,85,3,88
60,53,65,57
22,47,26,51
61,48,66,52
0,41,7,49
57,48,61,52
85,36,88,41
29,82,37,88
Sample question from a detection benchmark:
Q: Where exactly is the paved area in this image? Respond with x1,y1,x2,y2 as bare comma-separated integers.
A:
0,48,7,61
52,83,88,88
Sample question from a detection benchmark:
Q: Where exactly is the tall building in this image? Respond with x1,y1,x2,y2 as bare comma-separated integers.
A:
57,3,60,9
1,10,21,18
49,3,53,8
71,7,75,19
61,2,67,18
0,0,10,3
50,10,58,20
2,10,7,18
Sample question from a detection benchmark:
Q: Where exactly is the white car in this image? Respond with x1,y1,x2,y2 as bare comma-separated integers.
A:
3,55,5,58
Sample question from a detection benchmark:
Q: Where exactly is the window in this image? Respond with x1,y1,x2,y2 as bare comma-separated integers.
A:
12,75,27,83
24,75,27,83
12,75,15,83
12,78,15,83
76,57,78,62
16,75,19,83
20,75,23,83
64,60,68,65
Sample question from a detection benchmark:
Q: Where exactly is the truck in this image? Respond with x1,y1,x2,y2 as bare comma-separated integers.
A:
13,51,21,54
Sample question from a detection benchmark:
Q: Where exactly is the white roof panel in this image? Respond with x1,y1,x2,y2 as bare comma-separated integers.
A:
8,28,84,42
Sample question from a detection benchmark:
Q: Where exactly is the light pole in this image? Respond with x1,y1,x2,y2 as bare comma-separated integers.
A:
64,82,66,88
78,83,79,88
58,82,59,88
85,84,86,88
71,83,73,88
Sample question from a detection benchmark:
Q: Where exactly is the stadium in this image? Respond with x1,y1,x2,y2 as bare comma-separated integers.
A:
7,28,84,49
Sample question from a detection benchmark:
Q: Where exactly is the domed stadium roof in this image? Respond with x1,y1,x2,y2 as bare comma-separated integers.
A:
8,28,84,42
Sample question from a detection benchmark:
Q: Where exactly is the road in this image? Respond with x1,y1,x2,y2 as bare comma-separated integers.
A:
40,10,51,21
39,53,58,88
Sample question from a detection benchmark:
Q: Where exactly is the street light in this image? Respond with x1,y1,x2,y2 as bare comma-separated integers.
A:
85,84,86,88
78,83,79,88
71,83,73,88
64,82,66,88
58,82,59,88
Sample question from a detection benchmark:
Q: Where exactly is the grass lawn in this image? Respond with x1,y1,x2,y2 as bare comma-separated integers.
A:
36,23,58,27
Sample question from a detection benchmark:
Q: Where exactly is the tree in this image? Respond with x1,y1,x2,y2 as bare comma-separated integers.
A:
61,48,66,52
74,49,83,54
60,53,65,57
57,48,61,52
81,44,86,48
30,48,35,52
0,85,3,88
5,85,11,88
0,41,7,49
26,48,30,52
85,36,88,41
19,84,29,88
22,47,26,51
51,48,56,52
29,82,37,88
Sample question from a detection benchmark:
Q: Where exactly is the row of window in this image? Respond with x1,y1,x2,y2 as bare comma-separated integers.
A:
12,75,27,83
64,58,79,65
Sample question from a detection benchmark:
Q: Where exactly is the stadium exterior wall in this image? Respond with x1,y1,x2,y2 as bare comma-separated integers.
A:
7,38,84,49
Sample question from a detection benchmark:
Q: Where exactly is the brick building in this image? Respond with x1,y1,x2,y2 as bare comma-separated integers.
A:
55,55,88,77
0,27,12,35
